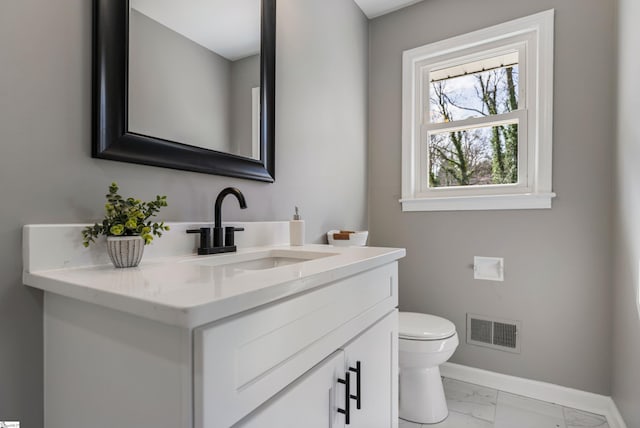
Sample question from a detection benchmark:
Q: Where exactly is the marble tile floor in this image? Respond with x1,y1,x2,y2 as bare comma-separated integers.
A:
399,378,610,428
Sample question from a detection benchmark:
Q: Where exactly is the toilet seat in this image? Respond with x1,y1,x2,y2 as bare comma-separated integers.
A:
399,312,456,341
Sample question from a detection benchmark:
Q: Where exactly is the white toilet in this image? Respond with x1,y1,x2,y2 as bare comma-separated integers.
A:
399,312,459,424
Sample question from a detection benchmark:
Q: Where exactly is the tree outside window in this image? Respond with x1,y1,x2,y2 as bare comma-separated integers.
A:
427,60,520,188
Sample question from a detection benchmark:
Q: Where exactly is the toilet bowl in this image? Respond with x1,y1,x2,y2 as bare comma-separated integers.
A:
399,312,459,424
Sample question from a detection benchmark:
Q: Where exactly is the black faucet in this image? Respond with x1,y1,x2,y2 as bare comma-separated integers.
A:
187,187,247,255
213,187,247,247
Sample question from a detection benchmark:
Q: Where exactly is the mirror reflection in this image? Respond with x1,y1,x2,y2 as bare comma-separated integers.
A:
128,0,261,160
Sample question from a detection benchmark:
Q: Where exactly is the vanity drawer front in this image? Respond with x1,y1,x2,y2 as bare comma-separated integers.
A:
193,262,398,428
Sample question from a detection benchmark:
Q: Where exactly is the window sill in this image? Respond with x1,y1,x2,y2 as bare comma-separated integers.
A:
400,192,556,212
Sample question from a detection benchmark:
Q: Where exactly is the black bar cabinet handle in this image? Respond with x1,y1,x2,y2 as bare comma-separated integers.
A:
349,361,361,410
337,372,351,424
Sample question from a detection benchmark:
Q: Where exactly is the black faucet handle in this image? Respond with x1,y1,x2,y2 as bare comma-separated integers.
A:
187,227,211,235
224,226,245,247
187,228,212,254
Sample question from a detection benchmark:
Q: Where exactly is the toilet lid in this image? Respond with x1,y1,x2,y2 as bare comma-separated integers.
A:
399,312,456,340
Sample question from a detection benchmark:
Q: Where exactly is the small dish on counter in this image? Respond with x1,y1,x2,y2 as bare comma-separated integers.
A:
327,230,369,246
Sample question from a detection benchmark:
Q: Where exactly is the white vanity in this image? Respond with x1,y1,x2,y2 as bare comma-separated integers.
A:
23,222,405,428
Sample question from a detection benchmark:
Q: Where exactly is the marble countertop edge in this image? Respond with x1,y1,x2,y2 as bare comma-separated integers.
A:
23,244,405,328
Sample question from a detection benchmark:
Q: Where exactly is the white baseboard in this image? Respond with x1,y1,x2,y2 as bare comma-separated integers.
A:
605,398,629,428
440,362,627,428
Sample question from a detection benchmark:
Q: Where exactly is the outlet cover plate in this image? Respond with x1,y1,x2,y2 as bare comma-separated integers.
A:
474,256,504,281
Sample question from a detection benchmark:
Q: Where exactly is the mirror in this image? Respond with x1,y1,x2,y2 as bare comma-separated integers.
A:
92,0,276,182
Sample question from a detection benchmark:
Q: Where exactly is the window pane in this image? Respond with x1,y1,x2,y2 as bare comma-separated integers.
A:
428,123,518,188
429,53,519,123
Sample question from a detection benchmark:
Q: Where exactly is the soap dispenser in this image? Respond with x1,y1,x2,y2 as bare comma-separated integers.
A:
290,206,305,246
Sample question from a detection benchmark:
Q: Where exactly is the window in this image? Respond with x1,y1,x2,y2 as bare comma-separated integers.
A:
401,10,555,211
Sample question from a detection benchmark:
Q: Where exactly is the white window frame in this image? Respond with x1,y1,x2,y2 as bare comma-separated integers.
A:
251,86,261,160
401,10,555,212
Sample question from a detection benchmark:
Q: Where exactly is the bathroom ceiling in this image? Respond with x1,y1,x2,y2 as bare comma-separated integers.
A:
131,0,260,61
130,0,425,61
353,0,425,18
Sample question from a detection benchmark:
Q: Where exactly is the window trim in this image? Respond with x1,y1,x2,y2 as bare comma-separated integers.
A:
401,10,555,211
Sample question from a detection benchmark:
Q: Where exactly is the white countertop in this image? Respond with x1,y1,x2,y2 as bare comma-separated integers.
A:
24,244,405,328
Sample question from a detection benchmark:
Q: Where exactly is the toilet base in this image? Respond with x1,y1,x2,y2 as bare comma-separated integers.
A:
399,365,448,424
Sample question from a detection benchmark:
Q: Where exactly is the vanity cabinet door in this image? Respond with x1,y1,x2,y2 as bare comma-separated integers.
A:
342,310,398,428
194,263,398,428
236,350,347,428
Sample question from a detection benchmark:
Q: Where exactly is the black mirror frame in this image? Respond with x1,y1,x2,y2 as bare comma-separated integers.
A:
92,0,276,182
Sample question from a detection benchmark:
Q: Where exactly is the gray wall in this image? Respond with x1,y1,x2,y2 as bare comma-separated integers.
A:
613,0,640,424
368,0,615,394
129,9,232,152
0,0,368,424
230,54,260,158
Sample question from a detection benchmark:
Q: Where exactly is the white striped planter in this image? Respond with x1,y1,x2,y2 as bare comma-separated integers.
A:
106,236,145,268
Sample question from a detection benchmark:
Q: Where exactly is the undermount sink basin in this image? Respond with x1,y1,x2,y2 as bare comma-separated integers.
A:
182,249,337,272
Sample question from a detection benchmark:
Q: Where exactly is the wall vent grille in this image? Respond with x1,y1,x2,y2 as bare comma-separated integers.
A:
466,314,521,353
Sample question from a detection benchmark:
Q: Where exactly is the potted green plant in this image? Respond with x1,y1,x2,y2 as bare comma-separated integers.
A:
82,183,169,268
